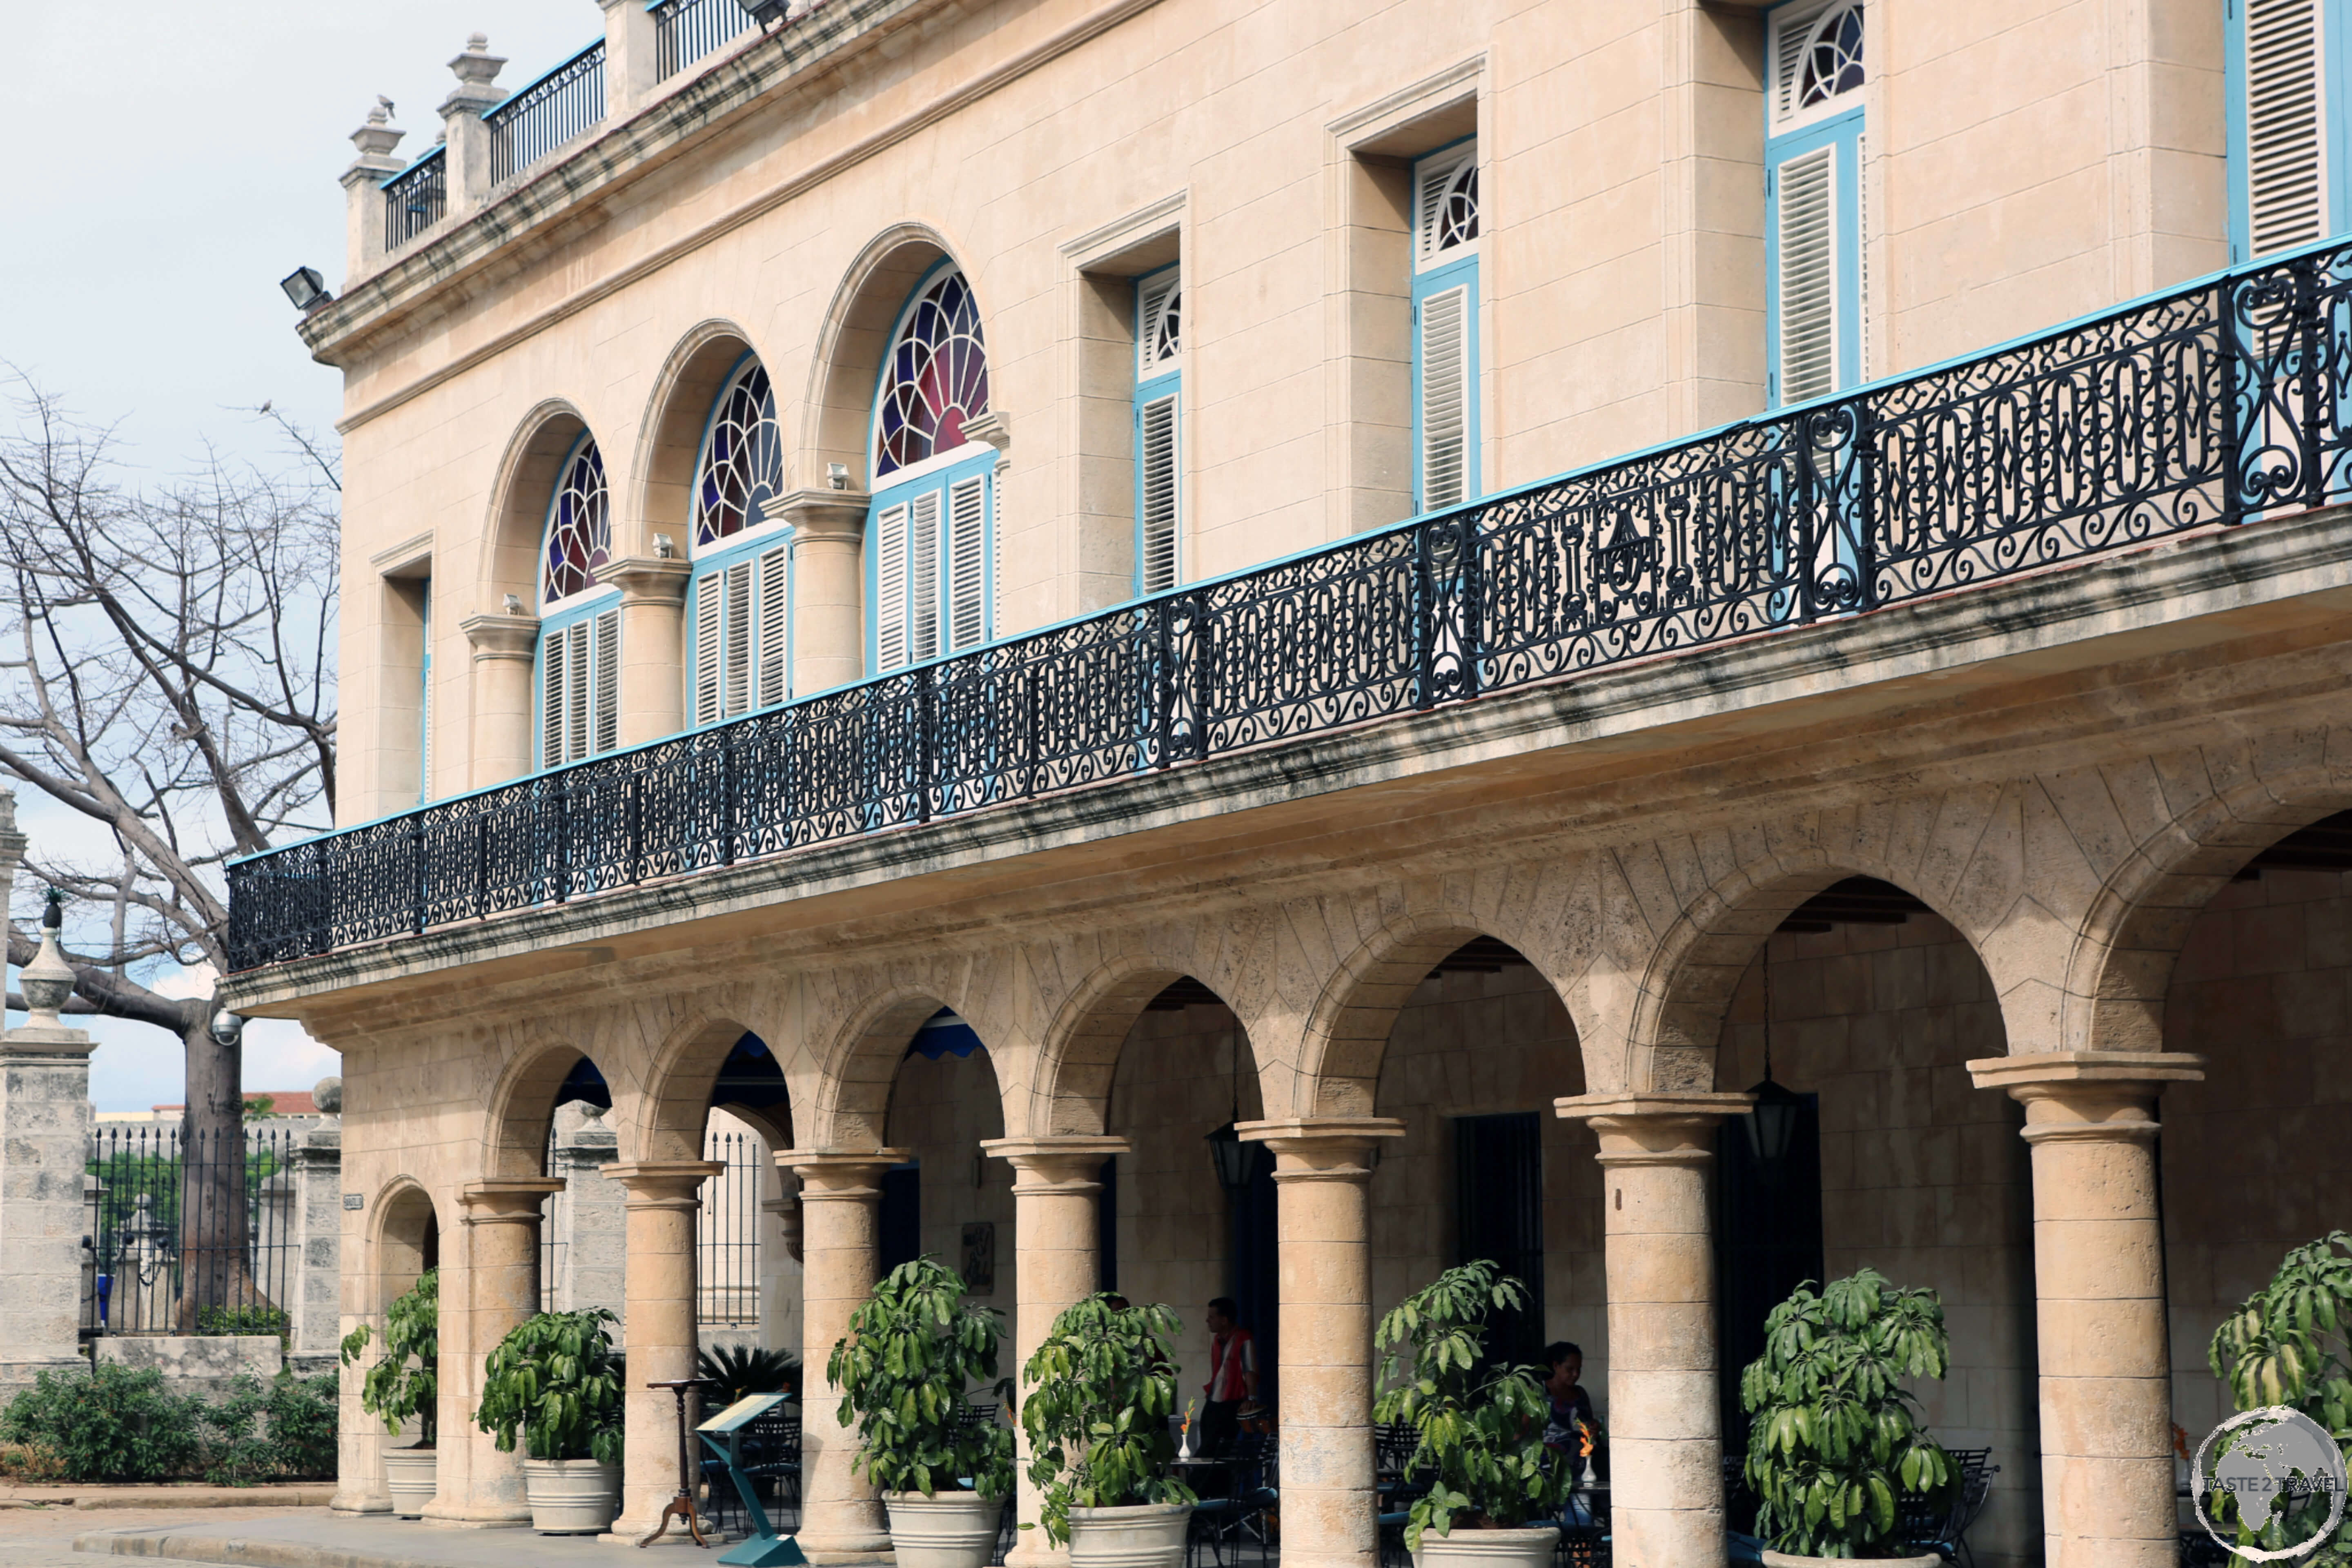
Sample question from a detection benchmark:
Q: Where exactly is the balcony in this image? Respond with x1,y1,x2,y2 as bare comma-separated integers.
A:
225,238,2352,973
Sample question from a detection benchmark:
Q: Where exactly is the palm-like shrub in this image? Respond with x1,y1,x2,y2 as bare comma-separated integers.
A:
2205,1230,2352,1563
1019,1293,1196,1544
1740,1269,1954,1559
475,1308,626,1464
700,1343,801,1404
341,1267,438,1448
830,1258,1015,1499
1372,1260,1570,1552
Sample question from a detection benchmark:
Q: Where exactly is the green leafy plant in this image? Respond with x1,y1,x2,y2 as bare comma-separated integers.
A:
829,1257,1014,1499
1372,1260,1571,1552
1020,1293,1197,1545
0,1364,203,1482
197,1304,291,1341
197,1371,339,1485
342,1266,439,1448
2205,1229,2352,1563
1740,1268,1954,1560
475,1308,626,1465
700,1343,802,1404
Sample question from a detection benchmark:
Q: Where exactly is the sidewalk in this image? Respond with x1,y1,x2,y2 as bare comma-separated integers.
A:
71,1512,745,1568
0,1488,333,1512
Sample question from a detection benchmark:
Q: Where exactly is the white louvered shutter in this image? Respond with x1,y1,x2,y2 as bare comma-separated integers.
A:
1138,394,1179,592
2246,0,2328,256
540,623,567,767
591,609,619,756
947,477,987,651
755,546,790,706
694,574,724,725
563,620,593,765
1418,285,1470,509
875,501,910,671
1776,145,1839,404
722,559,754,718
909,489,943,664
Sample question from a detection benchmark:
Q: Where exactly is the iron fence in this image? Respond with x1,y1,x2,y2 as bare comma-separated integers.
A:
487,41,606,187
381,149,447,251
227,239,2352,970
84,1124,299,1338
699,1126,763,1327
655,0,758,79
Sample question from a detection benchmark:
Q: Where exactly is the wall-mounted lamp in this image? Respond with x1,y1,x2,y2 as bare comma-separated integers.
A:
279,266,333,313
503,592,524,615
735,0,791,28
827,463,851,491
653,532,677,559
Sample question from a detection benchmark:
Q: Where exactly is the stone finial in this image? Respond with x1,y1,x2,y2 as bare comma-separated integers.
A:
313,1075,343,1116
19,891,77,1031
443,32,508,111
350,97,405,163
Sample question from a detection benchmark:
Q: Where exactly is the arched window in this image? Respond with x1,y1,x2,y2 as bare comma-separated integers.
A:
538,433,620,767
689,358,792,725
1766,0,1868,406
869,266,997,672
1412,139,1481,512
1795,2,1864,110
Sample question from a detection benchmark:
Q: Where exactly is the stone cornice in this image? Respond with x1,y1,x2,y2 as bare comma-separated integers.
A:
225,505,2352,1025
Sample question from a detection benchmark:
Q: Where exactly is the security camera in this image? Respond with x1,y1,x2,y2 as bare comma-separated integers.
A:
209,1009,245,1046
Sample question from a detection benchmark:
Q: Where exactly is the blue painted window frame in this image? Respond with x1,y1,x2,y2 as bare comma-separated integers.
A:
417,579,433,806
1764,107,1864,408
535,430,619,771
1411,138,1482,514
688,351,795,722
2225,0,2352,260
1134,261,1182,595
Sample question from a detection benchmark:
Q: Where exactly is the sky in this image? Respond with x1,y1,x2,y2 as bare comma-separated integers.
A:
2,2,609,1108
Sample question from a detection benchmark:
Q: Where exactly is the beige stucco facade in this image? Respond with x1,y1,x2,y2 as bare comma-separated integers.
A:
239,1,2352,1566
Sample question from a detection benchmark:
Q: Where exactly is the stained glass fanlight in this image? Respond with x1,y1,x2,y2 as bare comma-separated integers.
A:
1434,160,1479,254
1798,3,1864,109
694,360,784,548
541,437,610,606
874,268,990,479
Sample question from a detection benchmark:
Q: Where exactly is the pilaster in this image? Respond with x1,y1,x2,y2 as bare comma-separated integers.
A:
595,555,693,745
461,612,540,786
341,101,408,287
439,35,508,217
599,0,659,118
780,491,870,696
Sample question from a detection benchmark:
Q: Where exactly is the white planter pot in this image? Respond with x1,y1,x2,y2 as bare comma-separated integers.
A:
1411,1523,1560,1568
884,1490,1006,1568
523,1457,621,1535
1066,1501,1194,1568
1761,1553,1941,1567
381,1446,437,1519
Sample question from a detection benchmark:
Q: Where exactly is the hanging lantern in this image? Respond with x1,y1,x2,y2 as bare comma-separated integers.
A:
1205,1120,1254,1193
1743,1076,1803,1165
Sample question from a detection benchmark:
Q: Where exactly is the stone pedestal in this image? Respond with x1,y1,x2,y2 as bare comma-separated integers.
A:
982,1135,1129,1568
605,1160,724,1543
0,947,94,1391
425,1177,561,1528
1969,1051,2203,1568
778,1149,906,1563
1234,1118,1404,1568
288,1116,345,1365
1555,1093,1751,1568
553,1101,627,1320
599,0,659,116
780,493,870,695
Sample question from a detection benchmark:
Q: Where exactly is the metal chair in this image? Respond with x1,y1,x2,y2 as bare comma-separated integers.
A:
1896,1447,1996,1567
1187,1432,1278,1568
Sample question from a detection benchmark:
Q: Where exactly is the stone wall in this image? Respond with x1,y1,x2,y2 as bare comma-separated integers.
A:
882,1047,1014,1391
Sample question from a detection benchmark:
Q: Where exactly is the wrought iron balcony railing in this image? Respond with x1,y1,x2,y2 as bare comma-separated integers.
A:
226,239,2352,971
486,40,607,187
654,0,759,80
381,148,448,252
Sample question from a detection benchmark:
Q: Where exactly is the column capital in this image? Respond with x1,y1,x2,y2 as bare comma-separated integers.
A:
1555,1091,1753,1166
1967,1051,2203,1146
777,1147,909,1200
777,490,871,543
1237,1116,1402,1183
603,1159,723,1208
459,1176,564,1223
462,610,540,661
594,554,692,606
981,1135,1129,1191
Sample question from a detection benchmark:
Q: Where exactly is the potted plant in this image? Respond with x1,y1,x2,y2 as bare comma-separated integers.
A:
1372,1260,1570,1568
1739,1268,1954,1565
1020,1293,1197,1568
830,1258,1016,1568
2202,1229,2352,1562
475,1307,627,1534
340,1267,438,1518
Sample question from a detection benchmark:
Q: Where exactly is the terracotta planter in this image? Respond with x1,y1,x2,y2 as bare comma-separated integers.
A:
1066,1501,1194,1568
1411,1523,1560,1568
522,1457,621,1534
1760,1552,1942,1567
884,1490,1007,1568
381,1446,437,1519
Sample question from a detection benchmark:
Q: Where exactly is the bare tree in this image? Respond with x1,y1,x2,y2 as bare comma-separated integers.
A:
0,376,337,1325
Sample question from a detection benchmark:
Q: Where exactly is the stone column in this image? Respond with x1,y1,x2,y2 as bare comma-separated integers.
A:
0,900,96,1394
439,35,507,217
981,1136,1129,1568
341,102,406,285
429,1178,562,1528
594,555,692,747
780,492,870,695
1232,1118,1404,1568
778,1149,907,1563
605,1160,724,1542
599,0,659,116
1968,1051,2204,1568
462,612,540,786
287,1099,345,1367
1555,1092,1752,1568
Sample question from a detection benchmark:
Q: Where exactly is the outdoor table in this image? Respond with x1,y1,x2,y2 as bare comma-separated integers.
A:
698,1392,807,1567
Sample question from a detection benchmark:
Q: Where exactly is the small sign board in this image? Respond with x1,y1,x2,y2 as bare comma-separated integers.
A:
699,1391,791,1434
343,1193,365,1210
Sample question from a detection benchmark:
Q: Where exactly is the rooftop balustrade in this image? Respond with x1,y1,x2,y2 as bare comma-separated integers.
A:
381,147,447,252
238,233,2352,972
487,40,606,186
656,0,760,80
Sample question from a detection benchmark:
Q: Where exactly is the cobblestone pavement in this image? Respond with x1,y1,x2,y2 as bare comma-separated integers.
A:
0,1507,321,1568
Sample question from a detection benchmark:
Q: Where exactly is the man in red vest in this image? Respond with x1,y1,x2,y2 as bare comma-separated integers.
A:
1199,1296,1257,1458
